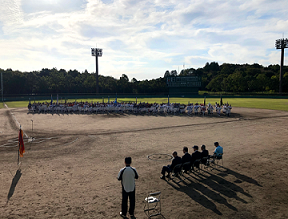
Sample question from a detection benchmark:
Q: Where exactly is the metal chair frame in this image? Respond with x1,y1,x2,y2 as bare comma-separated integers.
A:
209,153,224,171
144,191,162,218
214,153,224,167
192,159,201,173
200,157,210,170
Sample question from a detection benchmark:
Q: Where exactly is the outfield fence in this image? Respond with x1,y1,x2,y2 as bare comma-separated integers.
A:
2,92,288,102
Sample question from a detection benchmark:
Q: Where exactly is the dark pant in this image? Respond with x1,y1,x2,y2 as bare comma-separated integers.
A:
192,161,200,169
182,162,191,171
209,155,222,159
161,165,171,175
201,158,208,165
122,188,135,216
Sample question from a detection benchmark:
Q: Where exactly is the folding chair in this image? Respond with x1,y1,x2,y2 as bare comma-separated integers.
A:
167,163,184,184
144,191,162,218
171,163,182,177
214,153,223,167
192,159,201,173
182,162,192,173
208,153,224,171
200,157,209,170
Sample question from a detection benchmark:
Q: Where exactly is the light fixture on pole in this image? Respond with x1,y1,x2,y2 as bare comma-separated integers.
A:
91,48,103,93
275,38,288,94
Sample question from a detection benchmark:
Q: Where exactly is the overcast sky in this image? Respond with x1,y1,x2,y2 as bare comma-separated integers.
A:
0,0,287,80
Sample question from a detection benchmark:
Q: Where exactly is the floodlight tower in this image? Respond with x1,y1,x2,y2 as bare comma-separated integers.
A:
275,38,288,94
91,47,103,93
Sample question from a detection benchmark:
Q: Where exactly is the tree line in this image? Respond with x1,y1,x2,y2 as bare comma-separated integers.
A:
1,62,287,95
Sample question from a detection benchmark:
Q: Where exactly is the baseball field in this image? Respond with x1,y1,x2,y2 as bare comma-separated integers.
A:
1,99,288,218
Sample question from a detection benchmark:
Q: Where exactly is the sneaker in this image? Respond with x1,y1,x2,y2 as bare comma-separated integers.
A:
160,175,165,180
120,212,128,219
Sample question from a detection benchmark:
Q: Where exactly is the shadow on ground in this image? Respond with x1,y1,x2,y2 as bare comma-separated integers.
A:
166,166,261,215
7,168,22,204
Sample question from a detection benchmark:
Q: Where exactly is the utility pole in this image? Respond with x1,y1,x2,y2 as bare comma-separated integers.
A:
1,72,3,102
275,38,288,94
91,47,103,93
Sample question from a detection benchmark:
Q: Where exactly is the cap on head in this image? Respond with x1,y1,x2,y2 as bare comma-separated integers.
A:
125,157,132,165
192,145,199,150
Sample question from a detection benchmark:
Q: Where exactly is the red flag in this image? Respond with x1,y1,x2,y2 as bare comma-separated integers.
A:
19,129,25,157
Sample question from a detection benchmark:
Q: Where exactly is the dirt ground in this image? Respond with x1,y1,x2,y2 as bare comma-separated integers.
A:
1,106,288,219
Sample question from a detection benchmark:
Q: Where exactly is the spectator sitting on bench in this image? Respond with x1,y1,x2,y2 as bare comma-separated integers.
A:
160,151,182,180
191,145,202,170
182,146,191,172
201,145,209,165
210,142,223,161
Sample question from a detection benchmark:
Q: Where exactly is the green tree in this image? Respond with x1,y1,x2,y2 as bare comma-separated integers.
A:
164,70,170,78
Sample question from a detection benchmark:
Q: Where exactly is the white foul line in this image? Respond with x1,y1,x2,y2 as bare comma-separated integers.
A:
4,103,29,138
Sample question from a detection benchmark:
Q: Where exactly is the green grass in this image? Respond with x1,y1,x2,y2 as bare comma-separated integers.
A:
4,97,288,111
118,98,288,111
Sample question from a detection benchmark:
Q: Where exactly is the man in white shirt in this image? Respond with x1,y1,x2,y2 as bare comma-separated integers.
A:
117,157,138,219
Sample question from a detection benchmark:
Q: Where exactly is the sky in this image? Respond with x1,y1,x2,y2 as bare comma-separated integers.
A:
0,0,288,80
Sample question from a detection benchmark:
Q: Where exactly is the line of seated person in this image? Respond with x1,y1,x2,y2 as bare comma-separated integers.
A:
160,143,223,180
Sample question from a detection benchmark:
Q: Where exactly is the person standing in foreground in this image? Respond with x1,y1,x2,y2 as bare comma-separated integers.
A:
117,157,138,219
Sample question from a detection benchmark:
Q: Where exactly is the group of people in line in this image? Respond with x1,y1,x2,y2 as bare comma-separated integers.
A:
28,101,232,116
160,142,224,180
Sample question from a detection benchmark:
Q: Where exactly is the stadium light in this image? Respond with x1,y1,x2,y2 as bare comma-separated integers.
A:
91,48,103,93
275,38,288,94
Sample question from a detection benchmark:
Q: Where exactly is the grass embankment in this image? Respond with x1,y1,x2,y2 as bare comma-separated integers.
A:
4,98,288,111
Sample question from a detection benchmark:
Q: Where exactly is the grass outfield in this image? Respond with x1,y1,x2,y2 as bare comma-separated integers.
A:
3,97,288,111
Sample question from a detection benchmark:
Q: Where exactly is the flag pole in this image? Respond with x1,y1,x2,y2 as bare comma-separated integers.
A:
18,125,21,165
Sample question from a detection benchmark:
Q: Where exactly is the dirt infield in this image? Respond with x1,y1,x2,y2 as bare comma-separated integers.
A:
1,107,288,219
